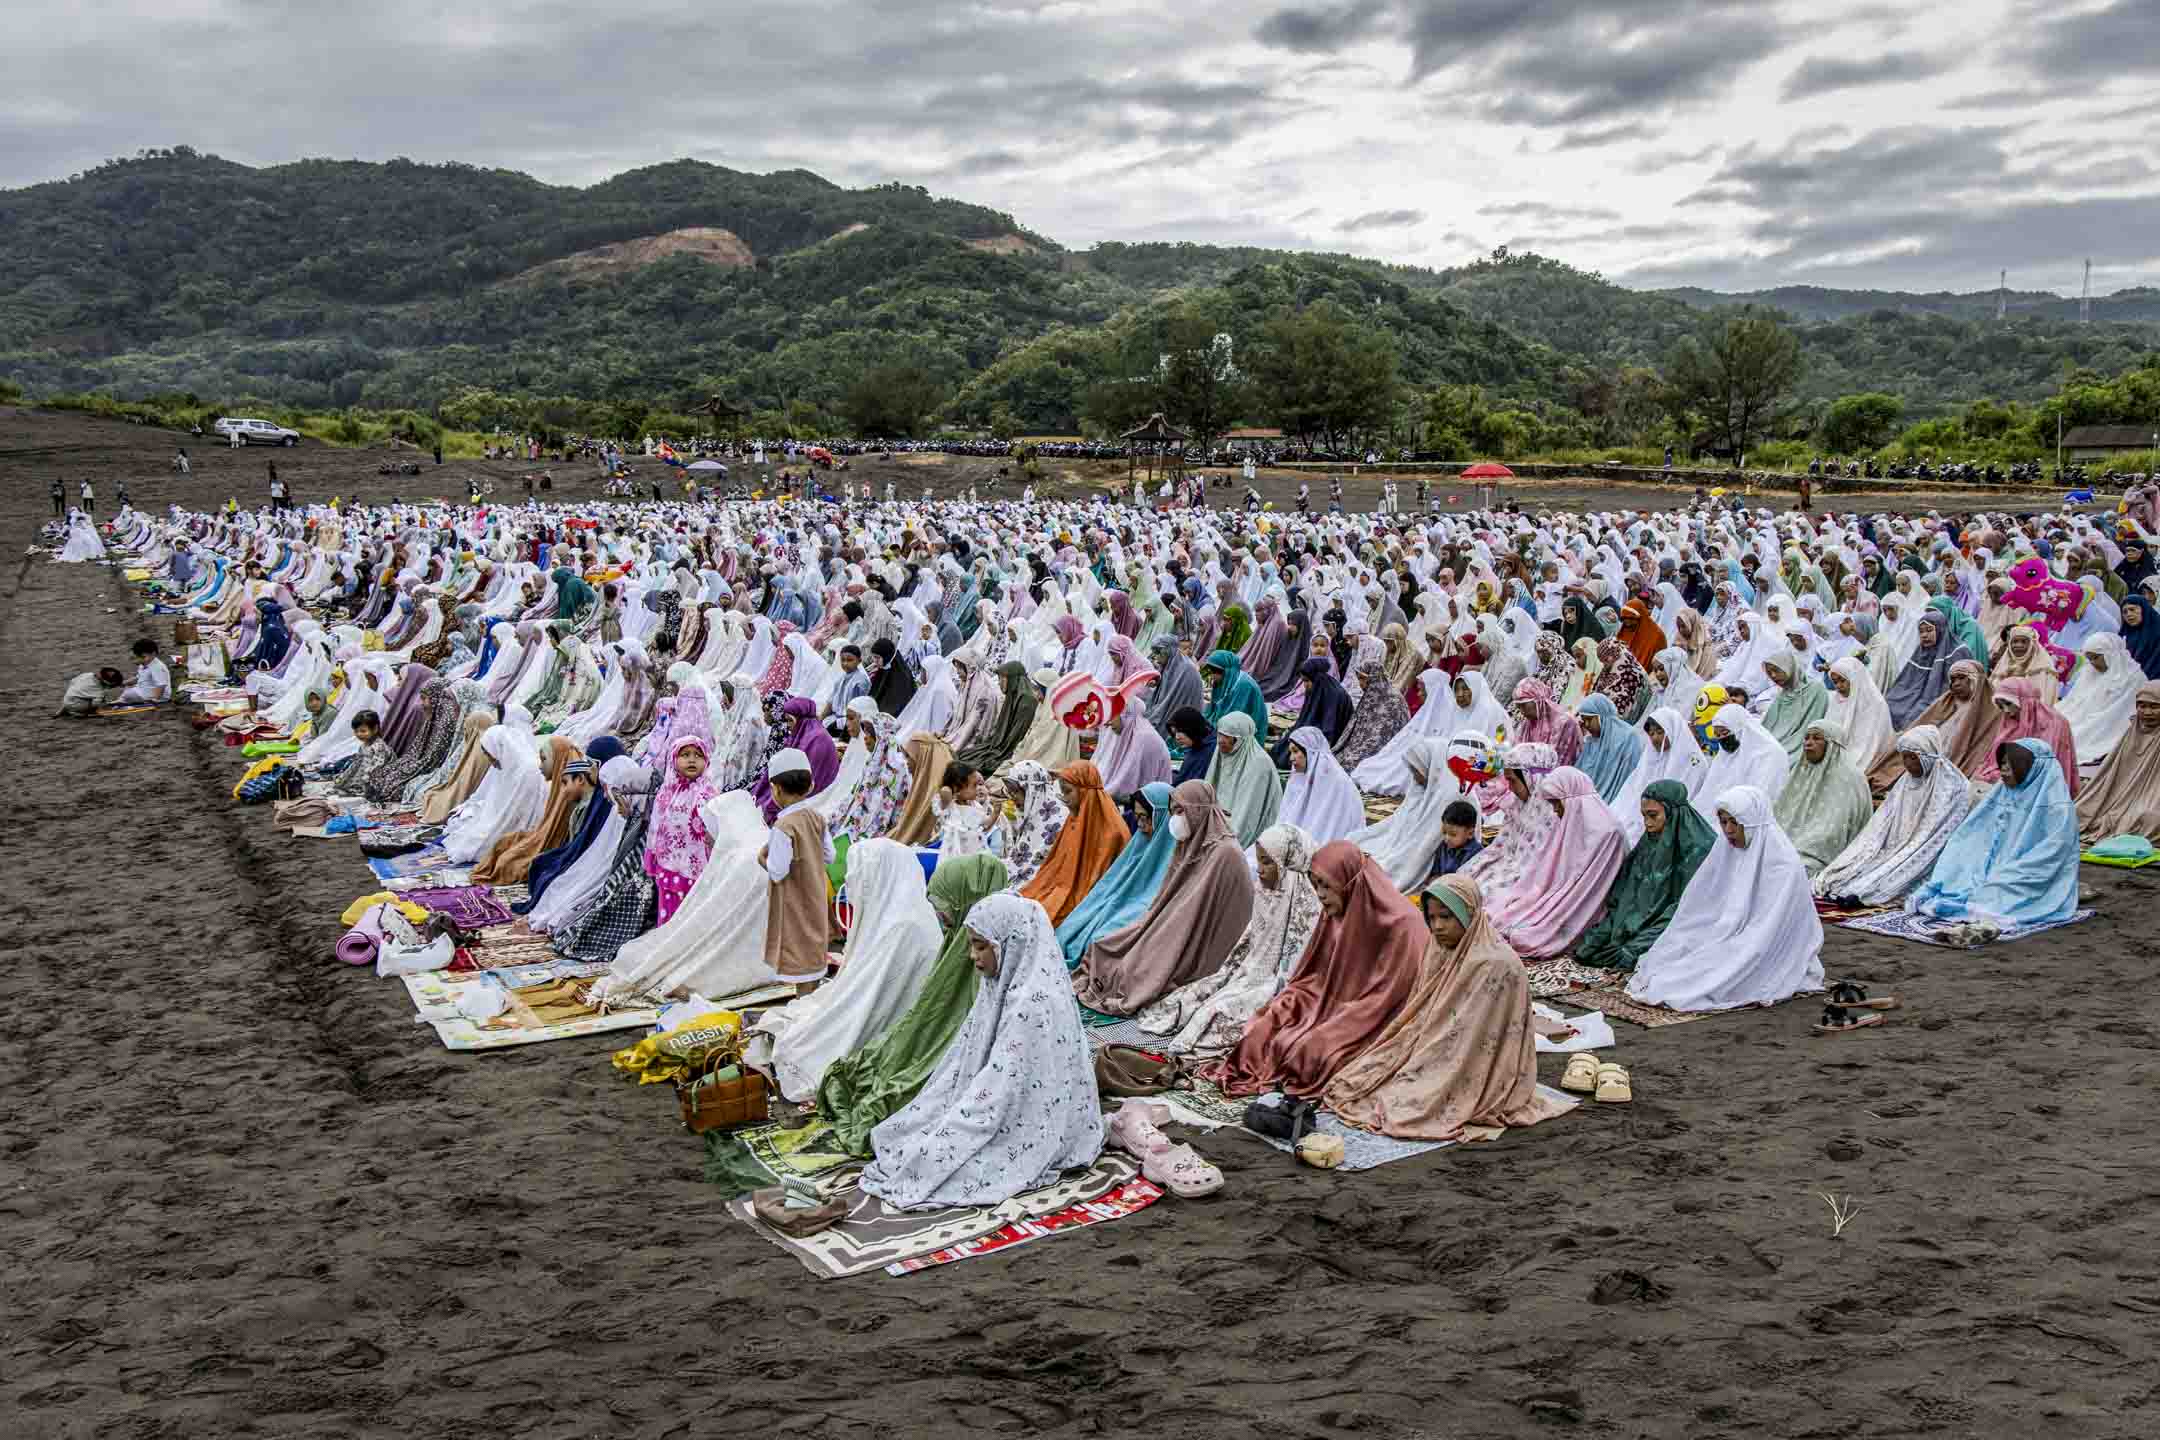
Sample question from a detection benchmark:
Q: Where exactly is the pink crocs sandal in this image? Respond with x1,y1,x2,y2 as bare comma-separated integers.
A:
1107,1097,1170,1158
1143,1142,1222,1198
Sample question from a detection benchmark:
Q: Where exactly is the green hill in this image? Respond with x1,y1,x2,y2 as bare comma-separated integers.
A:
3,149,2155,434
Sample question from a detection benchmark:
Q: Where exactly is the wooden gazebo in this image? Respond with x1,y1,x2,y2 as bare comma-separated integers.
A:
1122,413,1188,490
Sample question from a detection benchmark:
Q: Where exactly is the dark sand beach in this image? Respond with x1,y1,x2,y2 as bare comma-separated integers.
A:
3,408,2152,1438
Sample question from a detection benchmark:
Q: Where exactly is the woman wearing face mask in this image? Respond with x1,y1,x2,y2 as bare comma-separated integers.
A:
1054,783,1177,966
1072,780,1256,1018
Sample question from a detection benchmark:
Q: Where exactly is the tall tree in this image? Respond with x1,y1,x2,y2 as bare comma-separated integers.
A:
838,361,945,438
1819,392,1904,452
1249,300,1401,453
1663,309,1804,457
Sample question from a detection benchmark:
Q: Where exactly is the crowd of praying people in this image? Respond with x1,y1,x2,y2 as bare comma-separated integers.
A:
70,471,2160,1210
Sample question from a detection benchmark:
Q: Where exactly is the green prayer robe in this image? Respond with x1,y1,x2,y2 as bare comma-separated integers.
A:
1760,650,1830,762
956,661,1038,774
1574,779,1718,971
813,853,1011,1153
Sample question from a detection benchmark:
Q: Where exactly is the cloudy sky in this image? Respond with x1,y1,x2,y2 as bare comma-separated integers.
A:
5,0,2155,294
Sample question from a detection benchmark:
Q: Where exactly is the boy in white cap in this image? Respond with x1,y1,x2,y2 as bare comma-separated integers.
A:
759,747,835,994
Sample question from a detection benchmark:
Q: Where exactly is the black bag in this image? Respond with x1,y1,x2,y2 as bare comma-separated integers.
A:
1242,1093,1320,1146
274,765,306,801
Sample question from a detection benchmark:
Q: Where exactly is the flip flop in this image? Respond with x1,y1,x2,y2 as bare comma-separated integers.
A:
1813,1004,1886,1035
1828,980,1901,1012
1144,1142,1223,1197
1559,1053,1601,1094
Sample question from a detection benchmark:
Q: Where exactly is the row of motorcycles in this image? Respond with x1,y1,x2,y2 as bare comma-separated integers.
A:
1805,457,2152,486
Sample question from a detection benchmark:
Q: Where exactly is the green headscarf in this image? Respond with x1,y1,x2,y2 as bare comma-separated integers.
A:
813,853,1010,1154
1574,779,1718,972
1217,604,1253,655
1203,711,1283,847
1924,594,1989,670
1201,649,1269,735
1760,648,1829,761
553,566,597,623
1772,719,1875,875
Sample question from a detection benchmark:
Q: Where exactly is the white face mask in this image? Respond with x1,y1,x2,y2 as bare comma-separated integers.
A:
1168,814,1191,842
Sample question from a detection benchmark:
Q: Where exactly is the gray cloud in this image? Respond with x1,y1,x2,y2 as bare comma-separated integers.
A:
1252,1,1790,126
1337,208,1427,231
1551,121,1658,150
1254,1,1388,53
2022,0,2160,80
1479,199,1623,221
1781,49,1957,100
1630,120,2160,290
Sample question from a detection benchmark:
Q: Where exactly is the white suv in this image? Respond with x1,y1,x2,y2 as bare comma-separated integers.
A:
213,417,301,446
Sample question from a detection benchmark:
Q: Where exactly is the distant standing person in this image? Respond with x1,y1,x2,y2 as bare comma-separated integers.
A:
1797,471,1813,514
79,478,94,515
50,478,64,516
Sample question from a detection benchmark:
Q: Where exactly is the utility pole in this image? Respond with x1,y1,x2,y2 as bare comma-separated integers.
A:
2081,259,2091,325
1997,269,2006,322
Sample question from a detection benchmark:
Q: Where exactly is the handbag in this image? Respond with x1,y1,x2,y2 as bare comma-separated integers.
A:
1242,1093,1320,1146
1093,1043,1189,1097
174,619,201,646
677,1065,771,1133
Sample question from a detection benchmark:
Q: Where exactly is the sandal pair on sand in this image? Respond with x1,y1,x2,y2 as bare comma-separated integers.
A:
1559,1054,1631,1103
1813,980,1903,1034
1107,1098,1223,1198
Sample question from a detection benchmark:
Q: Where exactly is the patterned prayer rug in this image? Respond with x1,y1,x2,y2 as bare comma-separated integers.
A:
1562,987,1709,1029
726,1152,1153,1280
1831,906,2095,947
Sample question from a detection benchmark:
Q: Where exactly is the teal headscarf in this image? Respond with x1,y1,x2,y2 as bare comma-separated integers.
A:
1055,782,1176,967
1925,594,1989,670
553,566,597,623
1201,649,1269,735
1574,694,1646,803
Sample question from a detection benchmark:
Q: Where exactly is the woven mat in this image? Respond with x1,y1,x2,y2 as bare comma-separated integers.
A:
1563,987,1708,1029
399,960,660,1051
1081,1025,1457,1171
727,1152,1154,1279
1361,794,1404,823
1831,906,2095,947
1814,898,1900,921
1522,955,1617,999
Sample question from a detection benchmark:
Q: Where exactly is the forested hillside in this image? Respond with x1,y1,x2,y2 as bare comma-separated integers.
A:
3,149,2154,436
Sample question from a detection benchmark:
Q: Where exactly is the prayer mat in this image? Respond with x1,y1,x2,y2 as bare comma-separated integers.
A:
367,844,466,882
2081,850,2160,868
404,885,517,929
1522,955,1616,999
1814,898,1901,921
91,704,162,717
1831,907,2095,948
401,960,660,1051
1361,794,1404,824
884,1174,1164,1275
1561,986,1709,1029
726,1152,1150,1280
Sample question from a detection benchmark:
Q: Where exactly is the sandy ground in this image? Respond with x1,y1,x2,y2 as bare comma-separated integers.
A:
3,408,2155,1439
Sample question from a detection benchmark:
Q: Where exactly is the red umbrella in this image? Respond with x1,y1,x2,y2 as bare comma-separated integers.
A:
1460,462,1514,479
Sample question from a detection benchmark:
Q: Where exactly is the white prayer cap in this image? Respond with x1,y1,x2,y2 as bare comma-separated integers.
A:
769,747,812,780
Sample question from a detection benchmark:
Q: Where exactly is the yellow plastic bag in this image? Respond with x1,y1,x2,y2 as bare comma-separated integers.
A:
610,1011,744,1086
341,890,430,927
